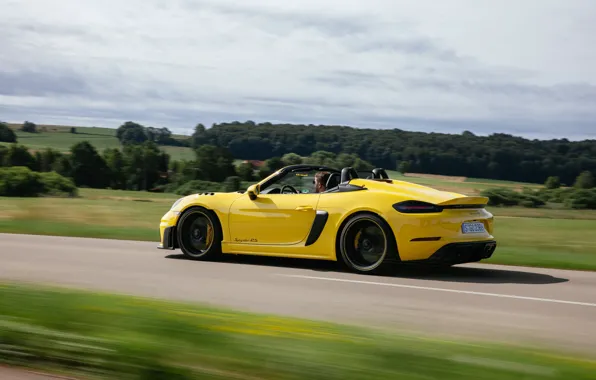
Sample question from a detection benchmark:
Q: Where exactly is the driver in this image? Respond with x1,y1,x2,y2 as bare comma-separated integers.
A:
314,171,330,193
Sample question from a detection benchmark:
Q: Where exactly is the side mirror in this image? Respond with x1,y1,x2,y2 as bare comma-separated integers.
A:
247,184,259,200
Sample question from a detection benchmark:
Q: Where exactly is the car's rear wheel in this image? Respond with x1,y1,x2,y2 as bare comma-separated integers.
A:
177,207,222,260
337,213,397,274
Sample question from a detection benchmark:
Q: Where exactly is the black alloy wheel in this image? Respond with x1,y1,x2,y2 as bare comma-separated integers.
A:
177,207,222,260
338,213,396,274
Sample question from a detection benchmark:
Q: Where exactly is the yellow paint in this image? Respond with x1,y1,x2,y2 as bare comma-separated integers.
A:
228,193,320,245
159,167,495,262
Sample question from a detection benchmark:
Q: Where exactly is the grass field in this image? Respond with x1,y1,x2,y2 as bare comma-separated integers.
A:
1,124,196,161
387,171,542,195
1,185,595,271
1,282,594,379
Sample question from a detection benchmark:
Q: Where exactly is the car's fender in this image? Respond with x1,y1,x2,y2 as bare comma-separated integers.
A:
168,191,246,241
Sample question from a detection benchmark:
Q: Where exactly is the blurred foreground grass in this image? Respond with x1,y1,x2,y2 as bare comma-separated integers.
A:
1,282,594,380
1,188,596,271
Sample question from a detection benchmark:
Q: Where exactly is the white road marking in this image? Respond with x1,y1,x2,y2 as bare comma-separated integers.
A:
277,274,596,308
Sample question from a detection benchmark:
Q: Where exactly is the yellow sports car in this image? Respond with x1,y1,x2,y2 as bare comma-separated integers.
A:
158,165,496,274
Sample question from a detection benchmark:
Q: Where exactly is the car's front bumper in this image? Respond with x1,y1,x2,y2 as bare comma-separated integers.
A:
157,226,177,250
158,210,180,250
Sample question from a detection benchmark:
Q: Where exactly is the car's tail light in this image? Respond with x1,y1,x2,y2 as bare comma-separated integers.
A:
393,201,443,213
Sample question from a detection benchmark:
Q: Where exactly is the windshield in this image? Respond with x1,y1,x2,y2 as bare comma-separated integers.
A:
261,169,324,194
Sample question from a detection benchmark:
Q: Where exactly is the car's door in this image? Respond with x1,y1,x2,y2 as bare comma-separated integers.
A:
228,193,321,245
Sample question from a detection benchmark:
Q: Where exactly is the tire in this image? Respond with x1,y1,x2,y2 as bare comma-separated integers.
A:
176,207,223,261
337,212,397,274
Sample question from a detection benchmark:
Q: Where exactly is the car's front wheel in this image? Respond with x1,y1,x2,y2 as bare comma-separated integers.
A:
337,213,397,274
177,207,222,260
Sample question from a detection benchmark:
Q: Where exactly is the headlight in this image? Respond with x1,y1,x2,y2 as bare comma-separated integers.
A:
170,198,183,211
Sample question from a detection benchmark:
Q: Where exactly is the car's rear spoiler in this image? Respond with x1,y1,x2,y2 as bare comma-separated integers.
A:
436,196,489,207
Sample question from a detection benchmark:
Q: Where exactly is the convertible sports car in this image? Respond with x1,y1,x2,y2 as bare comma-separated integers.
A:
158,164,497,274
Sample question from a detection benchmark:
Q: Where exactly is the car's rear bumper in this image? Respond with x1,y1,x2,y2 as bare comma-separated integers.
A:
429,240,497,264
417,240,497,265
387,207,495,261
157,226,177,250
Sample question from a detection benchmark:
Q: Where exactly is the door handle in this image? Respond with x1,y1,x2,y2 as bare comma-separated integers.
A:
295,205,314,211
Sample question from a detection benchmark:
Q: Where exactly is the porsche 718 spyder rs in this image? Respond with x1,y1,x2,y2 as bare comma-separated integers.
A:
158,165,497,274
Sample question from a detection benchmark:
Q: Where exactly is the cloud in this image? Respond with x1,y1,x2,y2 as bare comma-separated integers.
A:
0,70,90,97
1,0,595,140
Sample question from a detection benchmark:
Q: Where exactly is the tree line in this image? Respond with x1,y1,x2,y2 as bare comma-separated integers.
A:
0,142,170,191
0,131,374,196
190,121,596,186
116,121,189,147
5,119,596,187
2,119,596,201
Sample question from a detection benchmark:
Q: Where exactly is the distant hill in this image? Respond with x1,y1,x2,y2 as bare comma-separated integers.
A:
2,124,195,161
190,121,596,185
4,120,595,186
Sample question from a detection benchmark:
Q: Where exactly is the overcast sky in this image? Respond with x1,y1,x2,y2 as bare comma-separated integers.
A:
1,0,595,139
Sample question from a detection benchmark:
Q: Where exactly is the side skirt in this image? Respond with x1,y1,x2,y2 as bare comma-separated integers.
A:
218,246,336,261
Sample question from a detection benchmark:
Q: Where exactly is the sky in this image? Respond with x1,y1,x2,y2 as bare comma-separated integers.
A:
1,0,595,140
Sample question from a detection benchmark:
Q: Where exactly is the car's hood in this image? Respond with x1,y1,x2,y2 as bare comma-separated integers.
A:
171,190,245,209
350,178,488,205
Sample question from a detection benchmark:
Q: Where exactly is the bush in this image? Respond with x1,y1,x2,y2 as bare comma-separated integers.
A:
0,166,77,197
281,153,303,166
236,162,255,181
224,176,241,192
574,171,595,189
20,121,37,133
0,145,7,163
564,189,596,210
398,160,411,174
481,187,545,208
258,166,273,179
39,171,78,197
174,180,225,195
2,144,37,169
480,188,521,206
544,176,561,189
535,187,572,203
0,122,17,143
0,166,44,196
519,195,546,208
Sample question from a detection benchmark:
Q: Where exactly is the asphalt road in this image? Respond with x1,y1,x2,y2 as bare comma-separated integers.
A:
0,366,78,380
2,233,596,354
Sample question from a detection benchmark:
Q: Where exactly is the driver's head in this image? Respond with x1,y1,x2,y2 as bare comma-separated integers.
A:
314,171,330,193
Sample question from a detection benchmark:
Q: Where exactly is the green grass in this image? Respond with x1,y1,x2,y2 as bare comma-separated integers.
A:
1,283,594,380
465,177,540,186
162,145,196,161
1,125,196,161
1,188,596,271
0,188,174,242
490,207,596,220
387,170,544,196
486,217,596,270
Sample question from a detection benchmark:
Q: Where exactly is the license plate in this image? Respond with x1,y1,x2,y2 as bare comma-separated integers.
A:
462,222,486,234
